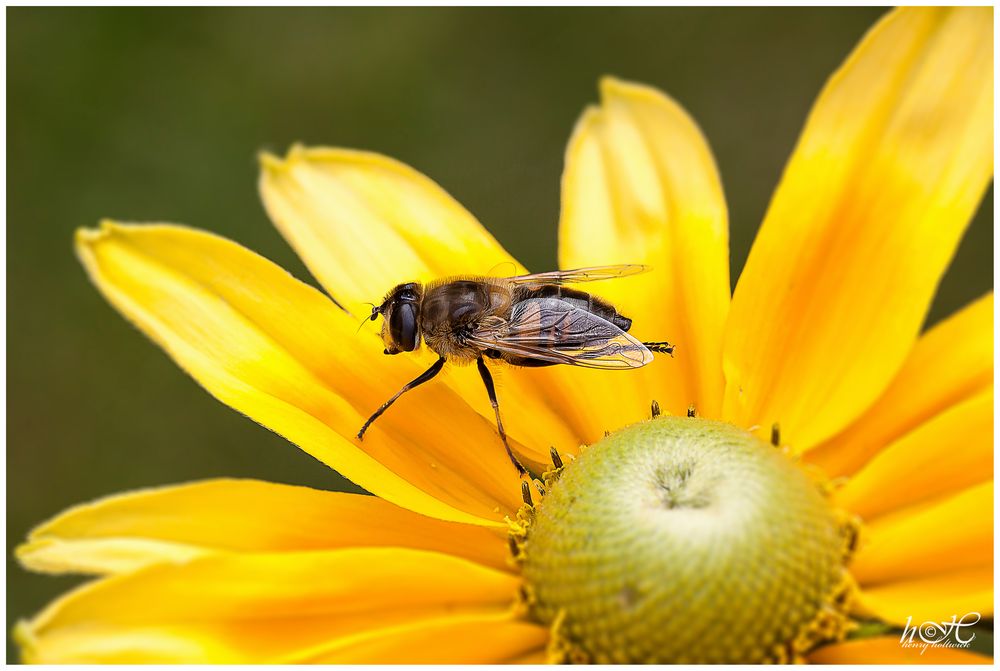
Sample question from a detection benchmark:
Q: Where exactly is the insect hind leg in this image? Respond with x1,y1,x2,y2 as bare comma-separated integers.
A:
476,357,527,476
643,341,675,356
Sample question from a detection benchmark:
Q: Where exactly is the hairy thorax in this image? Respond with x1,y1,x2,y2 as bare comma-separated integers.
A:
420,277,513,363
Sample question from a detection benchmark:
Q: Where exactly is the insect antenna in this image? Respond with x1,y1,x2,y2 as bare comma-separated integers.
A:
355,302,379,335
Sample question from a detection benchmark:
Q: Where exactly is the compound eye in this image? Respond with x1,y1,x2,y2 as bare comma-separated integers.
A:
388,302,418,352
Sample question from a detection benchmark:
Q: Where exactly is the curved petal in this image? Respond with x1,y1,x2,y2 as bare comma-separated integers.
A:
558,77,730,420
76,222,522,525
258,145,514,312
808,293,993,477
855,566,993,628
851,482,993,586
831,389,992,519
259,146,584,458
808,637,990,664
16,479,510,576
723,7,993,450
288,611,548,664
15,547,520,663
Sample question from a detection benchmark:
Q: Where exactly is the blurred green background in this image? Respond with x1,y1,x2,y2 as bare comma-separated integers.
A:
7,7,993,660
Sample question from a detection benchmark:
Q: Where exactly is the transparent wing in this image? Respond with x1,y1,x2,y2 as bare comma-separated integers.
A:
507,264,650,286
469,297,653,370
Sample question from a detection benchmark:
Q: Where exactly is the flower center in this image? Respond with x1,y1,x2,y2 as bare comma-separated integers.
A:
511,416,856,664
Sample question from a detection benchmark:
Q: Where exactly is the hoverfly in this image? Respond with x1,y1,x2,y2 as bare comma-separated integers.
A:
357,265,674,475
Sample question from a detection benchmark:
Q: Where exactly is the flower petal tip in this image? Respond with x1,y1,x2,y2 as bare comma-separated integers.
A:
259,143,315,174
75,224,104,245
257,150,287,173
12,540,61,576
13,541,36,569
12,620,38,663
579,104,602,123
262,144,382,174
75,220,129,255
598,75,658,104
597,74,627,95
567,106,603,147
74,226,108,264
286,142,308,160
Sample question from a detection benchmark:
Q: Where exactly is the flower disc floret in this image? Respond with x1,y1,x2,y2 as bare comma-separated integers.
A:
518,417,853,663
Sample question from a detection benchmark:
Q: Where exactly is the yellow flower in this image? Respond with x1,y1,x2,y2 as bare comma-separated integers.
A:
15,6,992,664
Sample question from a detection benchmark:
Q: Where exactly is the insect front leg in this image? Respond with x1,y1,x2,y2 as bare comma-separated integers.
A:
357,356,446,440
476,356,527,476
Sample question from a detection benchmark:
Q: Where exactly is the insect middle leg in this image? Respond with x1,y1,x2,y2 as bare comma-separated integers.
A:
357,356,446,440
476,356,527,476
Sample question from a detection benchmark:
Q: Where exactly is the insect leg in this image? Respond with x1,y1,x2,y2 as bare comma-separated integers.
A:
643,341,675,356
357,356,446,440
476,356,527,476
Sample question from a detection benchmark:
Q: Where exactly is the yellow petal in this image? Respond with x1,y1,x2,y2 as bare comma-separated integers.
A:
855,566,993,628
723,7,993,450
809,637,990,664
16,538,205,577
288,611,548,664
808,294,993,477
76,222,522,525
17,547,519,663
851,482,993,586
16,479,509,576
508,648,549,664
558,77,730,420
258,145,514,312
259,145,584,458
831,389,992,519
